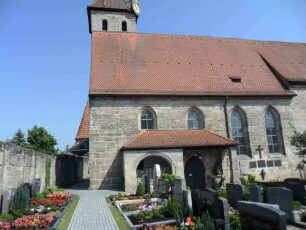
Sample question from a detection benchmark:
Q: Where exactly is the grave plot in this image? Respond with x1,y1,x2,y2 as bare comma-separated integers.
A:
0,182,73,230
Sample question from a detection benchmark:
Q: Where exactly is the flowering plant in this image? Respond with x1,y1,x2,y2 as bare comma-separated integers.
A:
138,203,157,212
140,225,178,230
47,192,71,200
13,214,53,229
0,221,11,230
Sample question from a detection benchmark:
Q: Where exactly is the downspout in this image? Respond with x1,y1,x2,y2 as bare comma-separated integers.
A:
224,95,234,183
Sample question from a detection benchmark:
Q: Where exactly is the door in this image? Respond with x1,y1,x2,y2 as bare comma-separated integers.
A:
185,156,206,189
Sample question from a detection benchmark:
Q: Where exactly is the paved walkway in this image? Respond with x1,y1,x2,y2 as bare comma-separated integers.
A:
67,181,121,230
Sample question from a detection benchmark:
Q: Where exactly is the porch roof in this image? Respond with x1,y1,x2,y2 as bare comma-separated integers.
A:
122,129,237,150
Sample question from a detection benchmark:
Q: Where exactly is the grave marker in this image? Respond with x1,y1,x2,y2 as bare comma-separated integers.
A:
226,183,243,209
284,178,305,205
31,178,41,196
267,187,293,212
238,201,286,230
250,185,263,203
1,188,16,214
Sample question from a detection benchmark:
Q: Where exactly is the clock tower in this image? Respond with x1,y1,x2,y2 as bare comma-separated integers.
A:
87,0,140,33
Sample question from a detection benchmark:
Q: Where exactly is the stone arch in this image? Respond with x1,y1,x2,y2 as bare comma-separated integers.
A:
186,106,205,129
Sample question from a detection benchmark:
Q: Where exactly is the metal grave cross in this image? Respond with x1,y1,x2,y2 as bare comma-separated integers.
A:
256,145,264,159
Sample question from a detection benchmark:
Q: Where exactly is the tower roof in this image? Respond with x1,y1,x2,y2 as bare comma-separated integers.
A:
88,0,132,12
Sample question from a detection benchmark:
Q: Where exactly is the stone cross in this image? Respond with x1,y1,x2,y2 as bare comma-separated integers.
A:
256,145,264,159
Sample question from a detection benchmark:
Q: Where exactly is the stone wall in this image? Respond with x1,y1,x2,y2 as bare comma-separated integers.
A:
291,86,306,132
90,10,137,32
0,142,56,196
89,96,302,190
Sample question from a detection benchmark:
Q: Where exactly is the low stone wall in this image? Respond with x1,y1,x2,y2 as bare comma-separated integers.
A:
0,142,56,196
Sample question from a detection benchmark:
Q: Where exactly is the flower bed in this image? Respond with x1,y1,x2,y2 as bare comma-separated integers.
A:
2,190,73,229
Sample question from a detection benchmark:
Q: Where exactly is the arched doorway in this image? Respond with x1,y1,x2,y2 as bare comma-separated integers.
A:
137,156,172,177
185,156,206,189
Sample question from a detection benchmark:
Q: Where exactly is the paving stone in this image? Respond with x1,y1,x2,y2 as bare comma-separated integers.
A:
67,181,120,230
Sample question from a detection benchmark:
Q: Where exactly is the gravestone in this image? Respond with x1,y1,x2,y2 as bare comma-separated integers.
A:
226,183,243,209
1,188,16,214
267,187,293,212
217,198,231,230
153,164,161,193
157,178,169,198
31,178,41,196
183,189,192,210
22,183,32,199
237,201,286,230
191,188,219,217
153,164,161,179
173,178,186,206
250,185,263,203
285,178,305,205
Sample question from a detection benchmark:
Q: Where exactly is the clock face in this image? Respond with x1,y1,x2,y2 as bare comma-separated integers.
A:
132,0,140,16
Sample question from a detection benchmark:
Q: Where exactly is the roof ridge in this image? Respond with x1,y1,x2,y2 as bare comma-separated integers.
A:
92,31,306,45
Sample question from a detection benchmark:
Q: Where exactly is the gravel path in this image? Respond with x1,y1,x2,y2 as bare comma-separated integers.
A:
67,181,121,230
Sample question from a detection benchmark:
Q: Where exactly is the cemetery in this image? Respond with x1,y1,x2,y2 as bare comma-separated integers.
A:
106,163,306,230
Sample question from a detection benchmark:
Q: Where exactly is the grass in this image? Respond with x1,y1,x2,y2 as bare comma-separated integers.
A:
105,197,131,229
57,195,80,230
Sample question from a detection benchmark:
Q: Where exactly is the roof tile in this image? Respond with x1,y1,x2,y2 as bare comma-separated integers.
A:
89,32,305,96
123,129,237,150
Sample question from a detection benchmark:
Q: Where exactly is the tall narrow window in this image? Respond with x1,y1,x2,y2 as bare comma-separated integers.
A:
187,107,204,129
231,109,250,155
102,20,108,31
265,110,279,153
122,21,127,31
141,110,154,130
187,111,200,129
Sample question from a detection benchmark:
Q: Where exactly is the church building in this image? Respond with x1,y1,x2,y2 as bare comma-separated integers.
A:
71,0,306,192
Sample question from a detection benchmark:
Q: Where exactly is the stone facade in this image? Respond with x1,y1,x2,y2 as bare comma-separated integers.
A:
291,85,306,132
0,142,56,195
90,10,136,32
89,95,302,190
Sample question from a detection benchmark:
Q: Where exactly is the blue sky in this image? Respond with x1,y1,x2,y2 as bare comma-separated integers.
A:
0,0,305,150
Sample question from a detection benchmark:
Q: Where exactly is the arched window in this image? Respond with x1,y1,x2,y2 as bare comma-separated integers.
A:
265,108,283,153
122,21,127,31
141,110,155,130
102,19,108,31
231,109,250,156
187,107,204,129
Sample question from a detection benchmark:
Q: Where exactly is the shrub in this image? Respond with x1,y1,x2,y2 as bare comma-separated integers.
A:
160,174,176,186
240,177,247,186
152,207,165,218
10,185,29,213
166,197,180,217
229,209,241,230
218,189,227,199
136,183,145,196
300,210,306,222
194,211,215,230
0,213,14,222
247,174,256,184
8,207,23,220
293,201,302,209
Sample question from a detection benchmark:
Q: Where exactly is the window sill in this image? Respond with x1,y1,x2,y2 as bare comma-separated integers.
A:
268,153,286,159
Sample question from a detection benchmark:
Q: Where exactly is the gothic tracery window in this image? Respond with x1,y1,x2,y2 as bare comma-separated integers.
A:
265,109,282,153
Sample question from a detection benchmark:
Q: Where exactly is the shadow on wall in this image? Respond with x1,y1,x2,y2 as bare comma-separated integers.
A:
98,153,124,191
55,155,85,188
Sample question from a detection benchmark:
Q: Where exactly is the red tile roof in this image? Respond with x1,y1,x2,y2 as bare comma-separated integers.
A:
75,102,89,141
123,129,237,150
89,32,305,97
88,0,131,11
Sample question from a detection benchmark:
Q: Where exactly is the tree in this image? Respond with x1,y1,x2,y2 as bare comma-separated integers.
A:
291,130,306,155
27,125,58,154
11,129,26,146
